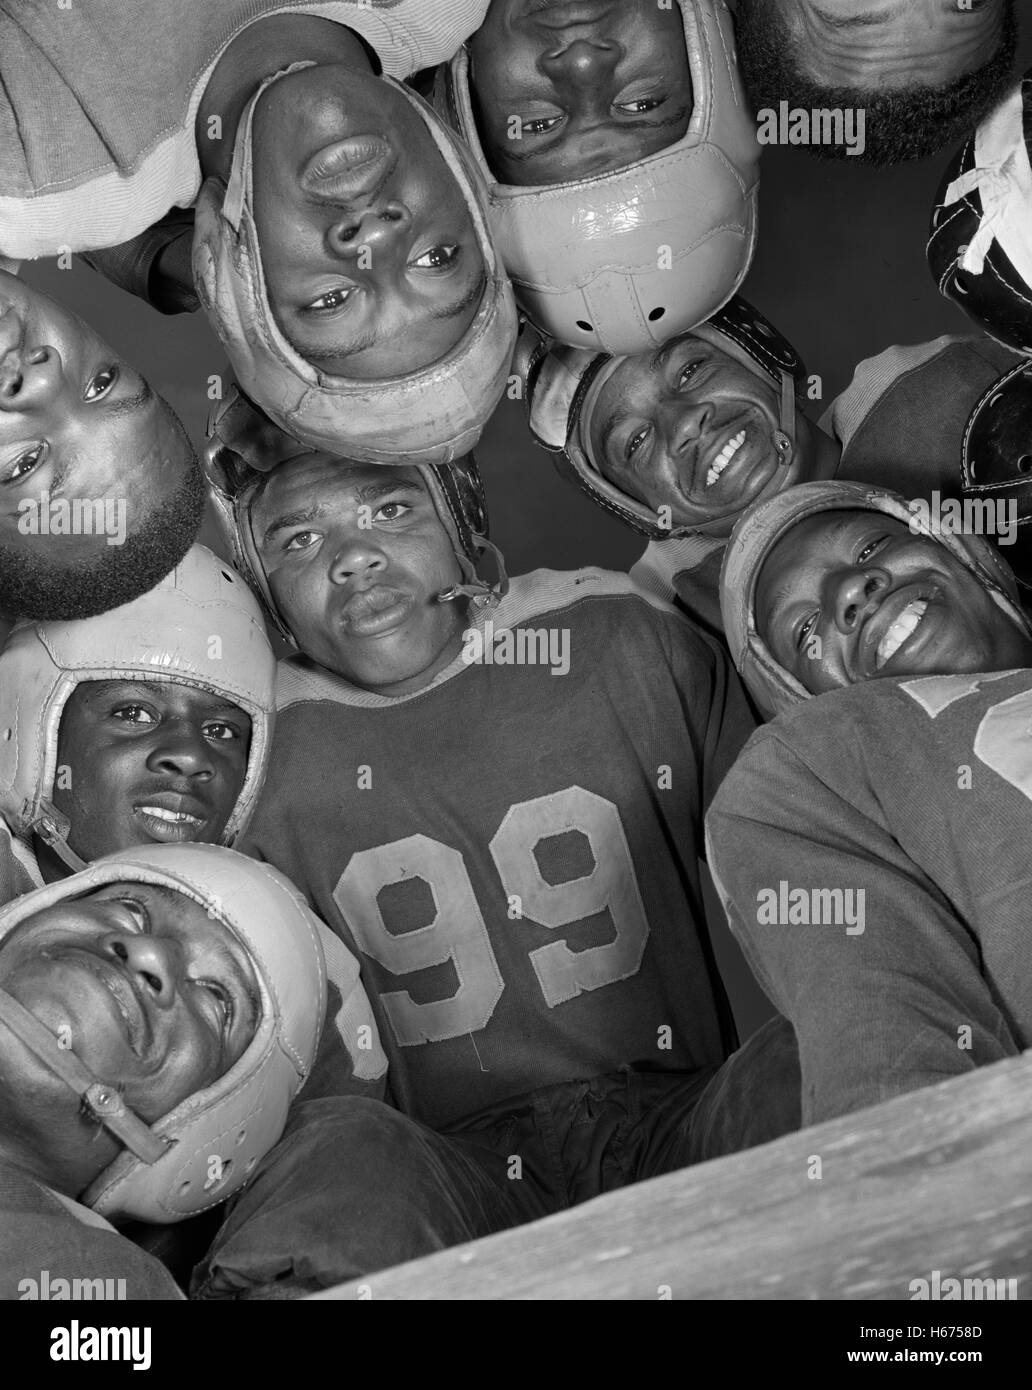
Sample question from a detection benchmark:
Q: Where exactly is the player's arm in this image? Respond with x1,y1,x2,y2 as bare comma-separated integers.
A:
705,730,1020,1127
78,208,198,314
658,612,759,813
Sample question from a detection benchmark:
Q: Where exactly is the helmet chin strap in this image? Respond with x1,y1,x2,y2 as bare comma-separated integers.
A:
772,370,797,466
436,537,508,609
23,800,88,875
0,987,170,1164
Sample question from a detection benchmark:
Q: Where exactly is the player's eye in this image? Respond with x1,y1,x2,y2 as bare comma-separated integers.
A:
84,366,118,401
677,360,703,389
521,115,563,136
857,536,888,564
112,704,158,725
113,897,150,933
412,245,459,272
306,287,354,313
615,96,664,115
196,978,235,1033
796,612,819,651
625,426,651,461
1,442,47,483
203,720,241,742
284,530,319,553
374,500,412,523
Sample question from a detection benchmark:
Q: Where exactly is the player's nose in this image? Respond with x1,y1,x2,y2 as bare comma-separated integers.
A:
831,567,889,634
327,203,411,261
104,932,182,1010
538,37,621,87
665,400,711,454
327,533,389,585
146,721,216,781
0,343,63,411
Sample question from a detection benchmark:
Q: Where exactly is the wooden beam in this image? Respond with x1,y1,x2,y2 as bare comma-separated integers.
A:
314,1052,1032,1300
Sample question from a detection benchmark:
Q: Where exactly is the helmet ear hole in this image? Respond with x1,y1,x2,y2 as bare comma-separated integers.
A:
648,307,665,322
203,1158,233,1193
576,320,593,333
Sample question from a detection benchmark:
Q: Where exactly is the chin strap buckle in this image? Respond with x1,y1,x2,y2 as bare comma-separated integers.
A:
22,799,88,874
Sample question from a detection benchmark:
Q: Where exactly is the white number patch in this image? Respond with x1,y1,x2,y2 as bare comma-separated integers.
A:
333,788,649,1045
902,673,1032,804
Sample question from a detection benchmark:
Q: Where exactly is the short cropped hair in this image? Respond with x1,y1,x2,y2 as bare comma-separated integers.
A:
0,453,206,621
735,0,1019,165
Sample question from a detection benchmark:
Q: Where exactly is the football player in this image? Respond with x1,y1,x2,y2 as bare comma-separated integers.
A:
521,299,835,632
705,667,1032,1125
189,392,801,1297
0,545,274,905
719,481,1032,718
434,0,760,353
0,843,382,1298
0,1,516,465
0,269,202,620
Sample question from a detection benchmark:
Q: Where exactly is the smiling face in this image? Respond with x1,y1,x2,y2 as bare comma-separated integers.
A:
743,0,1007,90
756,510,1032,695
252,457,466,693
46,681,251,870
588,335,819,528
0,273,194,554
468,0,693,186
250,65,486,381
0,881,260,1124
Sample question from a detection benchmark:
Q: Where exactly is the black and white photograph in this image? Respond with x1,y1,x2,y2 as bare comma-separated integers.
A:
0,0,1030,1351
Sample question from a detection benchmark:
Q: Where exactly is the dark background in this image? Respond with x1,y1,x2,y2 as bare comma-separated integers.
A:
19,25,1032,1039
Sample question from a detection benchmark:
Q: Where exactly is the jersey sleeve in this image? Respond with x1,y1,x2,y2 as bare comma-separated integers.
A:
630,536,727,640
79,208,199,314
658,613,758,816
704,728,1020,1126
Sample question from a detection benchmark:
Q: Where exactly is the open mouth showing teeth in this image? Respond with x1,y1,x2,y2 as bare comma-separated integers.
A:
706,430,746,488
137,806,203,826
876,600,928,669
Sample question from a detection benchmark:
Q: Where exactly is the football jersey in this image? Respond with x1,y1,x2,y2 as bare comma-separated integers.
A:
243,569,755,1128
705,668,1032,1123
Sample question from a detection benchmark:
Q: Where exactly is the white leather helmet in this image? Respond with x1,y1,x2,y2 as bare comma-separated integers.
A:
0,843,327,1223
193,63,518,466
434,0,760,354
0,545,275,864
